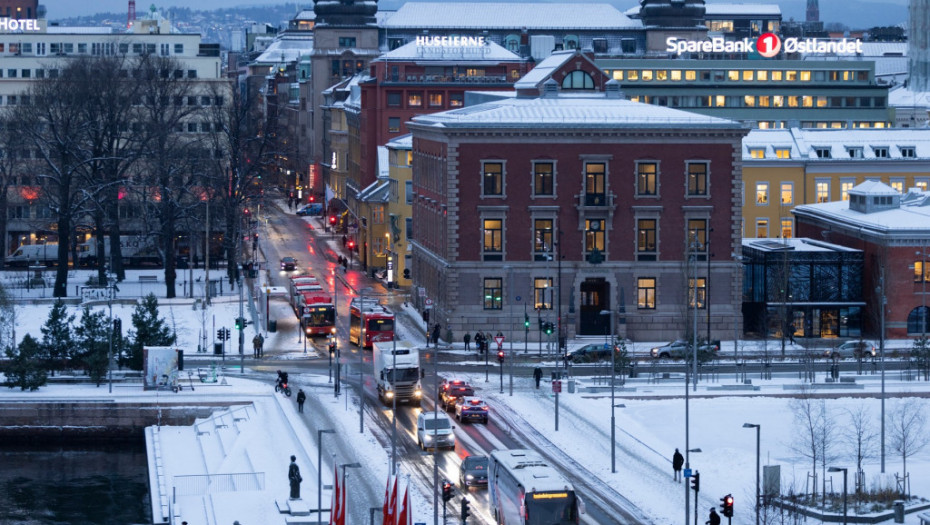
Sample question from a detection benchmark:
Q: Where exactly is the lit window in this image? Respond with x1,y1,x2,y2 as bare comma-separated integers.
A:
637,278,656,309
916,179,929,191
788,96,799,108
744,95,755,107
534,277,553,309
637,219,657,260
687,219,707,252
534,219,554,259
756,70,768,81
750,148,765,159
800,71,811,81
687,162,708,196
585,219,605,255
685,70,696,81
584,163,606,205
671,70,681,80
688,278,706,309
890,179,905,193
781,219,793,238
483,278,502,310
728,70,739,81
786,71,797,81
841,180,855,201
775,148,791,159
482,162,504,196
773,95,784,107
656,70,667,81
742,70,754,81
627,70,639,81
915,261,930,283
781,182,793,204
482,219,503,261
408,93,423,107
637,162,657,196
816,180,830,203
758,96,770,107
428,93,443,107
756,182,769,204
612,70,623,80
641,70,653,81
533,162,554,196
771,71,783,81
756,219,769,238
715,95,726,107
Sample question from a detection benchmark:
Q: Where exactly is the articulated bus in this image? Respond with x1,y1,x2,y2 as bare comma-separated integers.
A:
349,297,394,348
489,449,584,525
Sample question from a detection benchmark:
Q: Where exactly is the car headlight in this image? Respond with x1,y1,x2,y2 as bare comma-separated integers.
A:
650,348,658,357
414,389,422,398
385,391,394,398
465,474,474,480
424,434,433,441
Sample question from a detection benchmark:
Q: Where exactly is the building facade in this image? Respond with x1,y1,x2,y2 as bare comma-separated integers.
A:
407,85,749,342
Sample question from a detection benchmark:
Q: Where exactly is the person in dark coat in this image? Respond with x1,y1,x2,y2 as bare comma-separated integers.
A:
296,389,306,413
533,367,543,389
463,332,471,350
288,455,302,499
672,448,685,482
252,334,260,358
474,332,484,353
706,508,720,525
432,323,441,347
257,333,265,358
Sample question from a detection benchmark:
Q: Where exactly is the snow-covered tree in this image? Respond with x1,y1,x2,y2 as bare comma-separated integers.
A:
127,293,176,370
74,306,109,386
39,300,74,375
3,334,48,391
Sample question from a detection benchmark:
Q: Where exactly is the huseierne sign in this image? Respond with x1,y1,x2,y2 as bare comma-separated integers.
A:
416,36,487,48
666,34,863,57
0,18,41,32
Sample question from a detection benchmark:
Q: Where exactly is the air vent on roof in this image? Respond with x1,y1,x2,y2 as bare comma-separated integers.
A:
605,79,624,99
751,240,795,251
542,78,559,98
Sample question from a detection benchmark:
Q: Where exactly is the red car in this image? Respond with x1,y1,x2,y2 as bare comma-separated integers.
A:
440,384,474,411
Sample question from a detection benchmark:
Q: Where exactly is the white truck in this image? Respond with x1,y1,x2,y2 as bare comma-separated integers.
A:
76,235,161,267
373,341,422,407
7,243,59,267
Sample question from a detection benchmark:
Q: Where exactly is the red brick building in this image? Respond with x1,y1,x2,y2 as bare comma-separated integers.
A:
407,83,749,342
0,0,37,18
795,182,930,339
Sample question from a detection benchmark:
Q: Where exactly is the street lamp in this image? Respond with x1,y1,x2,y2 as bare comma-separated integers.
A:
743,423,761,525
339,461,362,517
106,270,117,394
358,287,374,434
828,466,848,525
317,429,335,524
600,309,616,473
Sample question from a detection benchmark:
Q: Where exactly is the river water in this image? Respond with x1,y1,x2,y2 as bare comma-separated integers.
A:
0,441,150,525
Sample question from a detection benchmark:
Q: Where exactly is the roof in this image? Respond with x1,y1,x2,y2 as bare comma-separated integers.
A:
704,3,782,16
410,93,744,130
793,188,930,234
387,134,413,150
374,38,522,63
513,50,575,90
382,2,638,30
888,85,930,108
742,128,930,161
849,180,899,196
251,36,315,65
741,238,859,253
490,449,575,493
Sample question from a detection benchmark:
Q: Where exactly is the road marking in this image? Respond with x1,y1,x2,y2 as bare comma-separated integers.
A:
473,424,509,452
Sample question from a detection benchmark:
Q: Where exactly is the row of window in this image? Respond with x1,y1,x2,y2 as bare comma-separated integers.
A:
479,160,710,200
751,218,795,239
481,275,706,311
630,94,886,110
0,41,186,57
0,94,221,108
752,179,930,207
752,121,889,130
481,217,710,262
748,145,917,159
0,67,199,80
386,91,465,110
609,68,869,83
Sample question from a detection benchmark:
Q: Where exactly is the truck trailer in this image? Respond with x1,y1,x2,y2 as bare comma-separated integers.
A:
373,341,422,406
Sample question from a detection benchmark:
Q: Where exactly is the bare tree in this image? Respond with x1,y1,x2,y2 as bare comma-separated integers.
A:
789,387,829,500
0,108,30,268
843,405,879,495
889,399,929,494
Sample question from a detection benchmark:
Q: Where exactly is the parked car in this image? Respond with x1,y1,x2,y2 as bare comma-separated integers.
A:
441,385,474,411
296,203,323,216
567,343,619,363
825,340,876,359
650,339,720,359
459,455,489,488
454,396,489,424
416,411,455,451
280,257,298,271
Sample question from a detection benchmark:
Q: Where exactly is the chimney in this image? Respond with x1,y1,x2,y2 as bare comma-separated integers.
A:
604,79,625,99
542,78,559,98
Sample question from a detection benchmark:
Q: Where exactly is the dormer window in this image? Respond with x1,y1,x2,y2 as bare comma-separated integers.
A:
873,146,889,158
749,148,765,159
814,147,831,158
900,146,916,158
847,147,863,158
774,148,791,159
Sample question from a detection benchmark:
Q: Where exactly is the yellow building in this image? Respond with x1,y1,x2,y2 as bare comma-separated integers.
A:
742,128,930,238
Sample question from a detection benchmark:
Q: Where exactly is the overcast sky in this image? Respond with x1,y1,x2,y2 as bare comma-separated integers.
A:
41,1,298,19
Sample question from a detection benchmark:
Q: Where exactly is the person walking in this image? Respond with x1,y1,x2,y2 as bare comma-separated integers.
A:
463,332,471,351
672,448,684,482
474,332,484,354
252,334,260,358
296,389,306,413
706,508,720,525
432,323,441,348
257,333,265,358
533,367,542,389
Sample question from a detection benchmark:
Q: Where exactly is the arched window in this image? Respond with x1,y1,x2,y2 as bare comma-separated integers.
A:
907,306,930,335
503,34,520,52
561,70,594,90
563,35,580,50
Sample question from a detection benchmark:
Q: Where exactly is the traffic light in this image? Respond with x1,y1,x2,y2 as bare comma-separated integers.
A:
497,350,505,363
347,240,355,250
217,329,225,341
441,480,453,502
403,268,410,279
113,318,121,335
460,497,471,522
329,215,337,226
234,317,243,330
690,471,700,492
720,494,734,517
224,328,230,340
524,313,530,329
545,322,553,335
309,195,315,202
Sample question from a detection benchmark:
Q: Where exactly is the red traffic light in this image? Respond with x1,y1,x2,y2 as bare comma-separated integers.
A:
497,350,505,362
347,241,355,249
329,215,337,224
309,195,315,202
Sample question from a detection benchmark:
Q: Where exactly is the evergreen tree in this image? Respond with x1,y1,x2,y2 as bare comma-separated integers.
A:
74,306,109,386
39,300,75,376
127,293,176,370
3,334,48,391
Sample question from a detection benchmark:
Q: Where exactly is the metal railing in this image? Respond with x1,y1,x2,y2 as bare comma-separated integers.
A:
172,472,265,496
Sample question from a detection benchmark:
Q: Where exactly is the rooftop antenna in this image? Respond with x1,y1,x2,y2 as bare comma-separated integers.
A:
127,0,136,28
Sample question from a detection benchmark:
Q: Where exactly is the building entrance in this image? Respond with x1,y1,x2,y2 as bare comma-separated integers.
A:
579,278,609,335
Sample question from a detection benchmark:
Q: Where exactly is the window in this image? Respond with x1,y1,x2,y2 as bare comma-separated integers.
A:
405,180,413,204
890,179,905,193
749,148,765,159
428,93,443,107
847,147,863,158
483,219,503,261
781,182,793,205
916,179,929,191
814,147,831,158
585,219,605,255
874,146,889,158
388,117,400,133
534,219,554,260
915,261,929,283
174,43,184,54
408,92,423,107
900,146,916,158
756,219,769,238
584,163,606,205
561,70,594,90
637,162,657,196
687,162,708,196
482,162,504,197
386,92,401,107
533,162,554,196
372,205,384,225
841,179,855,201
534,278,553,310
637,278,656,309
160,43,170,56
687,219,707,253
781,218,793,238
339,37,357,47
450,92,464,107
483,278,503,309
816,180,830,203
775,148,791,159
641,70,653,81
756,182,769,205
637,219,657,260
688,278,707,309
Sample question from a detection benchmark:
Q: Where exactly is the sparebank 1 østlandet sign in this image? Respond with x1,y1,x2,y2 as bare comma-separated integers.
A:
0,18,41,32
666,33,863,57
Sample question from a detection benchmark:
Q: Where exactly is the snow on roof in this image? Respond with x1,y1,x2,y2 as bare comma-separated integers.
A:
704,3,782,16
743,128,930,160
46,26,115,34
382,2,638,30
387,134,413,149
252,37,315,65
793,188,930,233
742,237,859,253
888,85,930,108
375,39,522,63
513,50,576,90
491,449,575,493
411,93,742,130
849,179,899,195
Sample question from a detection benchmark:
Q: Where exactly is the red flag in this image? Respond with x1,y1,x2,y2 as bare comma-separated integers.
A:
395,484,410,525
382,474,392,522
329,464,340,525
337,469,347,525
386,474,398,525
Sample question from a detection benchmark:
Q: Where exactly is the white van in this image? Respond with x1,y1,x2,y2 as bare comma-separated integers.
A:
7,244,59,267
416,411,455,451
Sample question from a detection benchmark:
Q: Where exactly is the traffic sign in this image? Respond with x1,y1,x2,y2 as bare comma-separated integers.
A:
552,380,562,393
515,295,521,302
425,298,433,309
684,468,692,478
604,343,610,350
494,335,505,347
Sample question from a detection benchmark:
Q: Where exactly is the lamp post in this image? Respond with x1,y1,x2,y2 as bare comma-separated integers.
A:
339,461,362,516
106,270,116,394
689,447,702,525
600,309,617,473
359,286,374,434
317,429,335,524
743,423,761,525
828,466,848,525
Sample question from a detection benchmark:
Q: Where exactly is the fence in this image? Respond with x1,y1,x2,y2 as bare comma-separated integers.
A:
172,472,265,496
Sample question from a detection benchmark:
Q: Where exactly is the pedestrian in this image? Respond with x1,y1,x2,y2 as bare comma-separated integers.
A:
342,234,347,248
432,323,441,348
474,332,483,353
252,334,260,358
258,333,265,358
463,332,471,350
788,322,796,344
533,367,542,389
706,508,720,525
672,448,684,482
296,388,306,413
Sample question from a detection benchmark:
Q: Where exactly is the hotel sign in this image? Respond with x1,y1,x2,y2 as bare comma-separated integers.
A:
415,35,491,57
667,33,863,57
0,18,42,32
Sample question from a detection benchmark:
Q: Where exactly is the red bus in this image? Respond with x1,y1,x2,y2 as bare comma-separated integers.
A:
349,298,394,348
296,292,335,336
